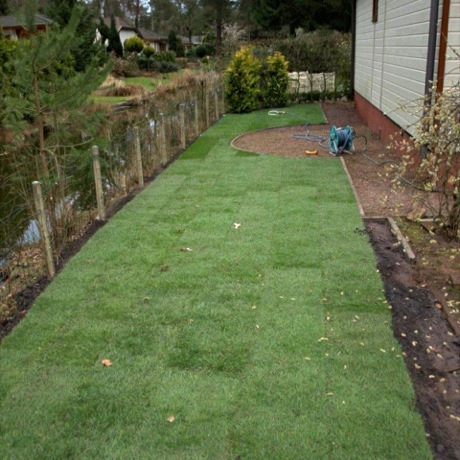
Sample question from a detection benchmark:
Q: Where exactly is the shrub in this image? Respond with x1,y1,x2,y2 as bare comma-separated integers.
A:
124,36,144,54
175,57,188,69
143,45,156,58
156,61,179,73
195,45,207,59
185,47,197,59
137,55,156,72
156,50,176,63
274,30,351,97
225,47,261,113
175,38,185,58
261,52,289,108
392,81,460,239
111,54,140,77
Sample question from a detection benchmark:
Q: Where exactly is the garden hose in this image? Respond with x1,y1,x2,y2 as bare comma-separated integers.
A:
267,109,330,148
329,126,354,156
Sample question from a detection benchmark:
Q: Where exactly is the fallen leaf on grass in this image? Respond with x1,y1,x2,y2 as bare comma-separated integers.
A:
102,359,112,367
179,247,192,252
326,392,334,397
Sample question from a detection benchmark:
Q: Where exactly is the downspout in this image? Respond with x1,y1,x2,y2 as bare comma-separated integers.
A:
436,0,450,94
351,0,356,98
422,0,441,158
424,0,440,98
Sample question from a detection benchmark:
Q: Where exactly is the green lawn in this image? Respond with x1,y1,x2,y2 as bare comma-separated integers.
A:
0,104,431,459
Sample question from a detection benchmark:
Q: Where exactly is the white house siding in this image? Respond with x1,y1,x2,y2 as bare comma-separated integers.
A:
355,0,436,134
445,0,460,88
119,29,138,48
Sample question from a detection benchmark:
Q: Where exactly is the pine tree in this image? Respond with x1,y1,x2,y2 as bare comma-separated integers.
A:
0,0,8,15
168,29,178,53
5,7,111,179
107,14,123,58
47,0,107,72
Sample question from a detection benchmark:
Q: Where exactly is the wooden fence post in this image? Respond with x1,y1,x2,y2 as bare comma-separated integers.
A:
159,113,167,165
134,127,144,187
179,104,186,149
119,173,127,196
214,90,219,121
92,145,106,221
194,97,200,137
205,91,210,128
32,181,55,278
221,88,225,116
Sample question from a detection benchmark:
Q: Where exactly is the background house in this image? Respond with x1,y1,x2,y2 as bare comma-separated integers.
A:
103,17,169,52
178,34,202,50
0,14,52,40
103,16,139,49
138,28,168,52
353,0,460,143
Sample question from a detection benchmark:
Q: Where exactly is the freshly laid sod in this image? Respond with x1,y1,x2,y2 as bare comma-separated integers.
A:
0,105,431,459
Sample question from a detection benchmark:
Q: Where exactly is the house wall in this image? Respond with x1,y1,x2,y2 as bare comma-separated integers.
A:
119,29,138,48
2,28,18,40
355,0,460,143
355,0,435,136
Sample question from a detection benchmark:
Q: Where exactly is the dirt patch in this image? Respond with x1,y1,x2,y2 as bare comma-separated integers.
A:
367,218,460,459
233,103,460,459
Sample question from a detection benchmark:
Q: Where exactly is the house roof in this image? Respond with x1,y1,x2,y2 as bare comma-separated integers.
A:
0,14,52,28
137,27,168,42
177,34,202,45
103,16,137,32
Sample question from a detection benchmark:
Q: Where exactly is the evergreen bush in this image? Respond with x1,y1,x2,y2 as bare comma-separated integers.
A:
156,61,180,73
225,47,261,113
261,52,289,108
143,45,156,58
137,55,156,72
156,50,176,63
124,36,144,54
195,45,207,59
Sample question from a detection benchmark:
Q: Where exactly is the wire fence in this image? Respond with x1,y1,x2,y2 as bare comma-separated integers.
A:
0,72,224,327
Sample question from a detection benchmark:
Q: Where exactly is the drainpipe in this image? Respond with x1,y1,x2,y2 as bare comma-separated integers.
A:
424,0,440,98
351,0,356,98
436,0,451,94
421,0,441,158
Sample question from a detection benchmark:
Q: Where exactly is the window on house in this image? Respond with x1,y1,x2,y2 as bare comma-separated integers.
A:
372,0,379,22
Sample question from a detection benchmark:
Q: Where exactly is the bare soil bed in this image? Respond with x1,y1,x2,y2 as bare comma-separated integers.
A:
233,102,460,459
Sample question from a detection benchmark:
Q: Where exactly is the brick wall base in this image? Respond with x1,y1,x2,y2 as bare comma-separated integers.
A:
354,91,412,159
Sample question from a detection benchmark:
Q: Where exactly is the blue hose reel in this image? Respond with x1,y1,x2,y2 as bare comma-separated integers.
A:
329,125,354,156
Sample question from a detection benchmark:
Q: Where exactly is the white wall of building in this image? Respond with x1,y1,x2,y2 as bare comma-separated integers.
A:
355,0,459,134
120,29,138,48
